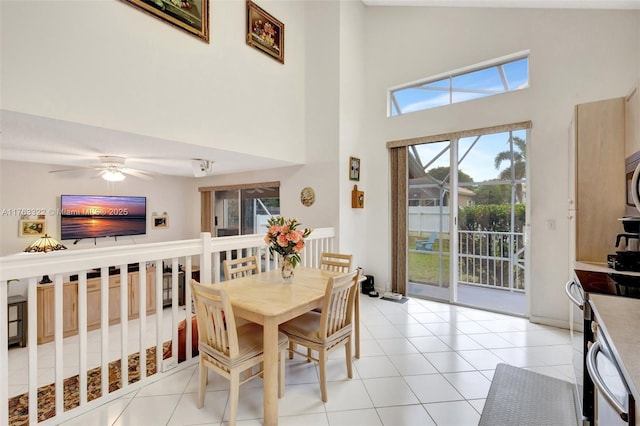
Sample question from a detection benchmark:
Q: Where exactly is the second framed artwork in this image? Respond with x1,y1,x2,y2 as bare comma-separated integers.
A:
153,215,169,229
246,0,284,63
19,219,46,237
349,157,360,181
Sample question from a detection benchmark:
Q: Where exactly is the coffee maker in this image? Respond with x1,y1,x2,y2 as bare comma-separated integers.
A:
609,217,640,271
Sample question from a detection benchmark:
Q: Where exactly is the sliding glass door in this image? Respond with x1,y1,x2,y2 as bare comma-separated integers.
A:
213,186,280,237
407,129,527,315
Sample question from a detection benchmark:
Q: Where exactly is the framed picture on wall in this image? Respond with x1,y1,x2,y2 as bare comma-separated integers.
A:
246,0,284,63
349,157,360,181
153,215,169,229
120,0,210,43
19,219,46,237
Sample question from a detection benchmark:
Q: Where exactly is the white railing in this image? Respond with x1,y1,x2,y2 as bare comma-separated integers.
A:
0,228,336,425
409,230,525,293
458,230,525,292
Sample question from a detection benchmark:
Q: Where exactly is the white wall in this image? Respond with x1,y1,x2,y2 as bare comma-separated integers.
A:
0,0,307,163
0,160,199,257
363,6,640,326
338,1,368,271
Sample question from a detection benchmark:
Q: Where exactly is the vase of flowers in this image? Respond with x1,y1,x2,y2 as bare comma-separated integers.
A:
264,216,312,282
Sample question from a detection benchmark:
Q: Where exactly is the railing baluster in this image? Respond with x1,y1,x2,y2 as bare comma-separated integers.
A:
78,272,88,406
54,274,64,421
139,261,147,381
100,268,109,399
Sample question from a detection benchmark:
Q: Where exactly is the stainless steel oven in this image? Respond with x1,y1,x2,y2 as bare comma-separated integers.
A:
586,322,636,425
566,277,593,425
566,269,640,425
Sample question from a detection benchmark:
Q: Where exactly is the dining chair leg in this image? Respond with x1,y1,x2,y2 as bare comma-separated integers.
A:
288,341,294,359
319,350,328,402
197,360,207,408
278,349,286,398
354,292,360,359
345,337,353,379
229,371,240,426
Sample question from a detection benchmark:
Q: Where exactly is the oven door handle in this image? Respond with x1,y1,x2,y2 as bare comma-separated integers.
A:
632,162,640,213
586,341,629,422
565,280,584,310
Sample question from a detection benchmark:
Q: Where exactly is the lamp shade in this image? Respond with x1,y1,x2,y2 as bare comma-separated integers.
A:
24,234,68,253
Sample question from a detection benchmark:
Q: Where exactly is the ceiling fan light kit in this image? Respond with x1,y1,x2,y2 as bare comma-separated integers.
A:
102,170,126,181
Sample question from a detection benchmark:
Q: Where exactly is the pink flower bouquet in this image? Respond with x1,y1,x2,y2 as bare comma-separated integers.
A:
264,216,312,267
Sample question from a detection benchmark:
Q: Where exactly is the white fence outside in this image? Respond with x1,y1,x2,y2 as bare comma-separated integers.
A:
408,206,450,234
0,228,335,425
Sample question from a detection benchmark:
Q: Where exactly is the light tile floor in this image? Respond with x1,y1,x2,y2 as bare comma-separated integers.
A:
56,294,576,426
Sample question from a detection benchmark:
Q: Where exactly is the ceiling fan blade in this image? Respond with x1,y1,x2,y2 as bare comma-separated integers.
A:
49,166,98,173
123,168,153,180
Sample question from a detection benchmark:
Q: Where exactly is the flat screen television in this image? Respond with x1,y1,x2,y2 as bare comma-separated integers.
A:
60,195,147,240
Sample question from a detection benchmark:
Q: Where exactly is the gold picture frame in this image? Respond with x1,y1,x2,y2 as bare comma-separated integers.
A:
153,215,169,229
246,0,284,63
19,219,46,237
349,157,360,181
120,0,210,43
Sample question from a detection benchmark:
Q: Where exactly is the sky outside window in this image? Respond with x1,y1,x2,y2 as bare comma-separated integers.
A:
390,55,529,116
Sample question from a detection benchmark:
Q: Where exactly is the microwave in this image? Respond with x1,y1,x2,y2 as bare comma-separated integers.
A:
625,151,640,216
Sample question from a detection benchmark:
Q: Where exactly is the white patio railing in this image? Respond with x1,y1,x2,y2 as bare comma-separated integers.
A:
0,228,336,425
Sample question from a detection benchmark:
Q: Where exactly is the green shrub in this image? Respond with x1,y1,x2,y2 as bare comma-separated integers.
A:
458,204,525,232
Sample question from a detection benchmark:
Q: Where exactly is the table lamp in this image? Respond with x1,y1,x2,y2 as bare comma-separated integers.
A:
24,234,68,253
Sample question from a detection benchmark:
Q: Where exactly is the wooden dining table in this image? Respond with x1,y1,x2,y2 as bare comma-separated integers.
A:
211,266,360,426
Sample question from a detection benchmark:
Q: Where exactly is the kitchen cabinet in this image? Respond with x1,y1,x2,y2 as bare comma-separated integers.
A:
129,268,156,318
626,83,639,157
37,281,78,342
37,267,156,344
571,97,626,264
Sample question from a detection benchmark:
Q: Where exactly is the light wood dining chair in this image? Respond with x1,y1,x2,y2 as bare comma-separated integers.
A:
278,269,360,402
223,255,259,281
319,252,352,272
318,252,361,359
190,280,288,426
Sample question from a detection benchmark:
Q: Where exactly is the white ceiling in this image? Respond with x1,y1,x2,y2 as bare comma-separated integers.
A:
362,0,640,8
0,110,296,178
3,0,640,179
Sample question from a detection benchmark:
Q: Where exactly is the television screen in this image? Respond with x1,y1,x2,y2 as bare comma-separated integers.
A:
60,195,147,240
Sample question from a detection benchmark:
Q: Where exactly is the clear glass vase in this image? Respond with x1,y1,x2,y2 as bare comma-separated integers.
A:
280,254,294,283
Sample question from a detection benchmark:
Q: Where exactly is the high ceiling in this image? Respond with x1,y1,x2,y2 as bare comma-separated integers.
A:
3,0,639,179
362,0,640,8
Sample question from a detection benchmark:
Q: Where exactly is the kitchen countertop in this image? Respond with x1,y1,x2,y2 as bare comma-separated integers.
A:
588,293,640,405
574,261,640,277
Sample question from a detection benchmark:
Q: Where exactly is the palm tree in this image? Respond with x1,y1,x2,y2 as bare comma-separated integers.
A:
494,135,526,203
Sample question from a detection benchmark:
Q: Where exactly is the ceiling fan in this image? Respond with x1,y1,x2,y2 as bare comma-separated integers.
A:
49,155,154,181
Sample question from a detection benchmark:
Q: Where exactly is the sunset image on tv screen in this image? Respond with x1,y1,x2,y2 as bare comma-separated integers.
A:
60,195,146,240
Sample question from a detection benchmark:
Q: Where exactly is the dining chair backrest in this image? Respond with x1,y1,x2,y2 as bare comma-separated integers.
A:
190,280,239,359
223,255,260,281
319,269,359,339
319,252,353,273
